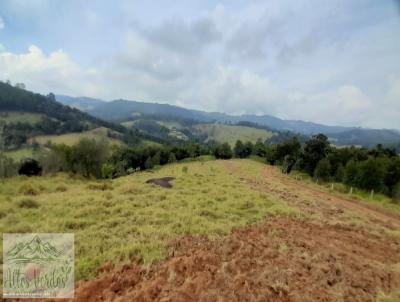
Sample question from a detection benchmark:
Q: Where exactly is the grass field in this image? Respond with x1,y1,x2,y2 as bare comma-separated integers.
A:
156,120,184,129
4,147,34,160
31,127,124,146
193,123,274,146
1,159,399,300
0,160,297,280
0,111,45,125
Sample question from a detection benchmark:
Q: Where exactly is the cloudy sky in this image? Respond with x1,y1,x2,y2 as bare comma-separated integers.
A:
0,0,399,129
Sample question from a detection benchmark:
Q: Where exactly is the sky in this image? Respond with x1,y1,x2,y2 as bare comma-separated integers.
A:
0,0,399,129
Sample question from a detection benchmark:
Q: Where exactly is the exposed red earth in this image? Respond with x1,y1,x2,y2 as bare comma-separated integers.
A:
11,162,400,302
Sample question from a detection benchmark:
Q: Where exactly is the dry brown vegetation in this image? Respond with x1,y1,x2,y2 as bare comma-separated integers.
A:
30,159,400,302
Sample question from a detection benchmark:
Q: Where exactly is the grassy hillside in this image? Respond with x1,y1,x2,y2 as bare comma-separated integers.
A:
0,111,46,125
0,82,123,133
0,160,296,280
31,127,124,146
4,147,34,160
194,123,274,145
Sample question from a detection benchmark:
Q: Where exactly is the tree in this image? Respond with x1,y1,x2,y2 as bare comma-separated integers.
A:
265,145,278,165
301,134,331,176
213,143,233,159
101,163,114,179
393,182,400,203
15,82,26,90
253,140,266,157
243,141,254,157
383,157,400,195
234,140,245,158
151,152,161,166
0,154,17,179
168,152,177,163
354,158,385,191
37,149,66,174
334,164,345,182
144,157,154,169
75,138,110,178
344,160,358,187
314,158,332,182
275,137,301,163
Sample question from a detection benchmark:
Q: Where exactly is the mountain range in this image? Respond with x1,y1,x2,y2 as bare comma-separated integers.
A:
56,95,400,148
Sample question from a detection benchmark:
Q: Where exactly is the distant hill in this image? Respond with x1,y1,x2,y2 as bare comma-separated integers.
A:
57,95,400,148
193,124,274,146
0,82,123,133
0,82,159,151
327,128,400,148
56,95,104,111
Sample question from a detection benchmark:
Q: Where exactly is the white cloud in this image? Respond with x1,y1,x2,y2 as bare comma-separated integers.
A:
0,45,100,96
0,16,5,29
0,0,399,129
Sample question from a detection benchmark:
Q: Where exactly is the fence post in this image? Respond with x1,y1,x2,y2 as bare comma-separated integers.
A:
331,183,334,190
349,187,353,195
370,189,374,199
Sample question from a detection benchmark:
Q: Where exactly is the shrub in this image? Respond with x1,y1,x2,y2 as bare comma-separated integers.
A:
168,153,177,164
18,198,39,209
101,163,114,179
18,183,40,196
213,143,233,159
393,183,400,203
55,185,68,192
87,182,113,191
314,158,331,181
144,157,154,170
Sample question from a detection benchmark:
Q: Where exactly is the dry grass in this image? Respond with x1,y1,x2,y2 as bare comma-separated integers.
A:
0,159,298,280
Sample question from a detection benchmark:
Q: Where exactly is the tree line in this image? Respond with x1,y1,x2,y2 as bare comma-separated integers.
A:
1,133,399,201
263,134,400,200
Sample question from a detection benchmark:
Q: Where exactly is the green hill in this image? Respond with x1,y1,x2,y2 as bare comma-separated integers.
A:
193,123,274,146
0,82,160,152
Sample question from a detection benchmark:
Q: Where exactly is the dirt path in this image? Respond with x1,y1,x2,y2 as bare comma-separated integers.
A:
259,164,400,230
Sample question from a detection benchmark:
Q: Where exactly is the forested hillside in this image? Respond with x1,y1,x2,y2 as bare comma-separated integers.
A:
0,82,151,150
57,95,400,148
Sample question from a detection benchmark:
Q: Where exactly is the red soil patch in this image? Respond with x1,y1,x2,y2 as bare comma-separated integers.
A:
146,177,175,188
55,218,399,302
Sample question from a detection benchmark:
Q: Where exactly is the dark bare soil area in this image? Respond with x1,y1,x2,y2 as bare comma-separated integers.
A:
146,177,175,188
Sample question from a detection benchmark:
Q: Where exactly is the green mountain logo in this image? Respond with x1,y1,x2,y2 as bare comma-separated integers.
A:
7,235,62,264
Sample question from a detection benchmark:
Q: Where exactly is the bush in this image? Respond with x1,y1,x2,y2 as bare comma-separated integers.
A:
101,163,114,179
168,153,177,163
314,158,331,181
344,160,358,187
18,183,40,196
18,198,39,209
334,164,345,182
0,155,18,178
213,143,233,159
392,183,400,203
355,158,384,191
55,184,68,192
87,182,113,191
